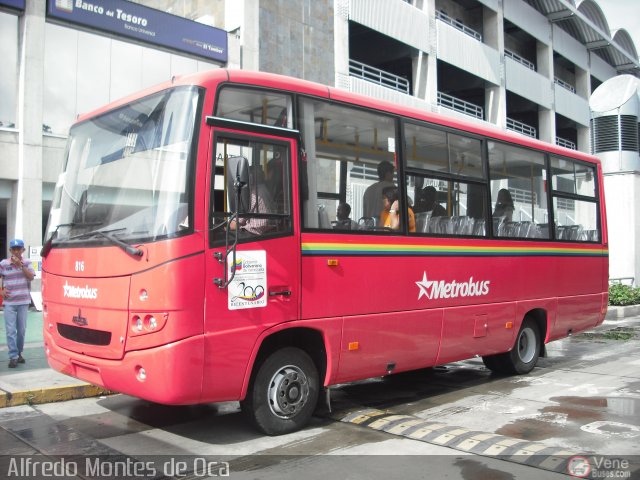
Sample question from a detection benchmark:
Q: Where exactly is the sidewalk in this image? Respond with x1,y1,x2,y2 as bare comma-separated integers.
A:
0,310,112,408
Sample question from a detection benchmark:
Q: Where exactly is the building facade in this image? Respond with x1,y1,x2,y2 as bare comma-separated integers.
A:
0,0,638,281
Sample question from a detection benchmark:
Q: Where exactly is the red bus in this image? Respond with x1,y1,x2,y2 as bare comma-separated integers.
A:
42,70,608,435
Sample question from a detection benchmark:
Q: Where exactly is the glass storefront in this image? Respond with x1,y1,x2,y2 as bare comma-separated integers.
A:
43,22,218,135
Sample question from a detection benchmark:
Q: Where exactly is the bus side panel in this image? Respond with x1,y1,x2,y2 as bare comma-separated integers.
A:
436,302,517,365
201,318,343,403
334,309,443,384
516,297,558,343
549,293,604,341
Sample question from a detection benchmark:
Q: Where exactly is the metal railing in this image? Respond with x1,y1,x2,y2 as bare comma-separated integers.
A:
506,117,537,138
435,10,482,42
437,91,483,119
349,59,410,94
554,77,576,93
504,49,535,71
556,136,577,150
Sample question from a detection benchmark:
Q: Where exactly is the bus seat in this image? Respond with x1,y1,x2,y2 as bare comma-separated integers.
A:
415,211,432,233
538,223,550,238
493,216,507,236
453,216,475,235
567,224,583,240
443,217,456,235
516,221,536,238
473,219,485,236
584,229,598,241
358,216,377,229
318,205,331,229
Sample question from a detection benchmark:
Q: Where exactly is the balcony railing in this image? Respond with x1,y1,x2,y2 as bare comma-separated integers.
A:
504,49,535,71
506,117,537,138
554,77,576,94
436,10,482,41
556,136,577,150
349,59,410,94
437,92,483,119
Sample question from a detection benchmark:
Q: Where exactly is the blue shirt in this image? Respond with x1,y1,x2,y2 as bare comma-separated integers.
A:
0,258,34,305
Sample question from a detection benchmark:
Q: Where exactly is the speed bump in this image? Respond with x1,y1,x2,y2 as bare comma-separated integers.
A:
335,408,579,475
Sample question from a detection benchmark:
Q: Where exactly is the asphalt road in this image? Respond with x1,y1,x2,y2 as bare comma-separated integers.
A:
1,317,639,480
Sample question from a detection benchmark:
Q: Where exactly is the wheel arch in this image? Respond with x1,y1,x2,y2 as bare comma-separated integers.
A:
241,326,327,399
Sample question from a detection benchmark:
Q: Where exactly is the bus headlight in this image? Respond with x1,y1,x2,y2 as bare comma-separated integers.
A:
133,316,143,332
129,313,168,336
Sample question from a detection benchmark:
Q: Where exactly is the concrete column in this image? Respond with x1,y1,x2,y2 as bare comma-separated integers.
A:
577,125,590,154
15,0,44,255
412,52,429,101
424,0,438,108
333,0,350,86
536,41,552,79
538,108,555,144
483,5,505,127
486,85,506,128
576,65,589,100
241,0,259,71
537,40,555,143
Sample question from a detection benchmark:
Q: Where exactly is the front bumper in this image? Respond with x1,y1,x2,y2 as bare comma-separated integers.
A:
44,329,205,405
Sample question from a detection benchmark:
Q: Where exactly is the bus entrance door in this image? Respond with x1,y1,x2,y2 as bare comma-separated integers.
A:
203,133,299,400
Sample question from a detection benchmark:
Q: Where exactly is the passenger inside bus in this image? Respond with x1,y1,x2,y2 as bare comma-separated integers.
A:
417,186,447,217
229,164,274,235
493,188,514,222
380,186,416,232
362,160,395,220
333,202,359,230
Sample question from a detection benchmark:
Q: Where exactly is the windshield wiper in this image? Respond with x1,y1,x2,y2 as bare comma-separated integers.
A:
68,228,143,257
41,222,104,258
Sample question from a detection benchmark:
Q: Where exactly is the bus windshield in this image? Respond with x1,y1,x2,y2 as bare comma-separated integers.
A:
47,86,201,246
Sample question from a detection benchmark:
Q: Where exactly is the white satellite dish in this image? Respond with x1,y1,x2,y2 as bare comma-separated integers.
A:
589,75,639,113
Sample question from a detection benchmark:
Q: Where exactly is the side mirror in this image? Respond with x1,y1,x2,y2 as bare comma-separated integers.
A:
226,156,251,214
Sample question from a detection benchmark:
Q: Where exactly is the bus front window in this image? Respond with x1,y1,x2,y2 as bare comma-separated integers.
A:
47,87,201,246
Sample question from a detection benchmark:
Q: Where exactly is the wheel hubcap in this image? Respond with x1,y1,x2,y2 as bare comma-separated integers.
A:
517,327,536,363
268,365,309,418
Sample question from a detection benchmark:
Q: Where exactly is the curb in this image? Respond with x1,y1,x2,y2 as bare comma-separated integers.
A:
0,384,115,408
605,305,640,320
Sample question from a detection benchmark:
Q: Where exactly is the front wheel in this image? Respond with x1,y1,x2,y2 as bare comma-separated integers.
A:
482,318,541,375
242,347,319,435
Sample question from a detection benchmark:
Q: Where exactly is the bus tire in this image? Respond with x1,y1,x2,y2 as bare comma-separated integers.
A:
242,347,319,435
482,318,541,375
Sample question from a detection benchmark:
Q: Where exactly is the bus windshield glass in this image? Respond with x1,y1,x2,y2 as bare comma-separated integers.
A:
47,86,201,246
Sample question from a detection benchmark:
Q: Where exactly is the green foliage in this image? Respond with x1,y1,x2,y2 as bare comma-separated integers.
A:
608,284,640,306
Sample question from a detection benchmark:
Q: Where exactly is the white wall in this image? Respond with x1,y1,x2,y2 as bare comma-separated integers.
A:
604,172,640,285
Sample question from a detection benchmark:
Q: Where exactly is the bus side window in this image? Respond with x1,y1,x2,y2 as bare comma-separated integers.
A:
408,174,487,237
488,142,548,239
298,97,398,232
550,157,599,242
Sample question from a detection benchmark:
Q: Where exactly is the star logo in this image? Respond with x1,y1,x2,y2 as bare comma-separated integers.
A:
415,271,433,300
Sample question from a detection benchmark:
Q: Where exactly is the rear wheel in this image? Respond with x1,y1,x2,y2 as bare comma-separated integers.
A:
482,318,541,374
242,347,319,435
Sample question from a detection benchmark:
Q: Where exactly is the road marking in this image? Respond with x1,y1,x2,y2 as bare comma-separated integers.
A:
335,408,579,475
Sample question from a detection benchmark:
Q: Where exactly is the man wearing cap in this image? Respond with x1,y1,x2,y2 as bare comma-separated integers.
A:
1,239,35,368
